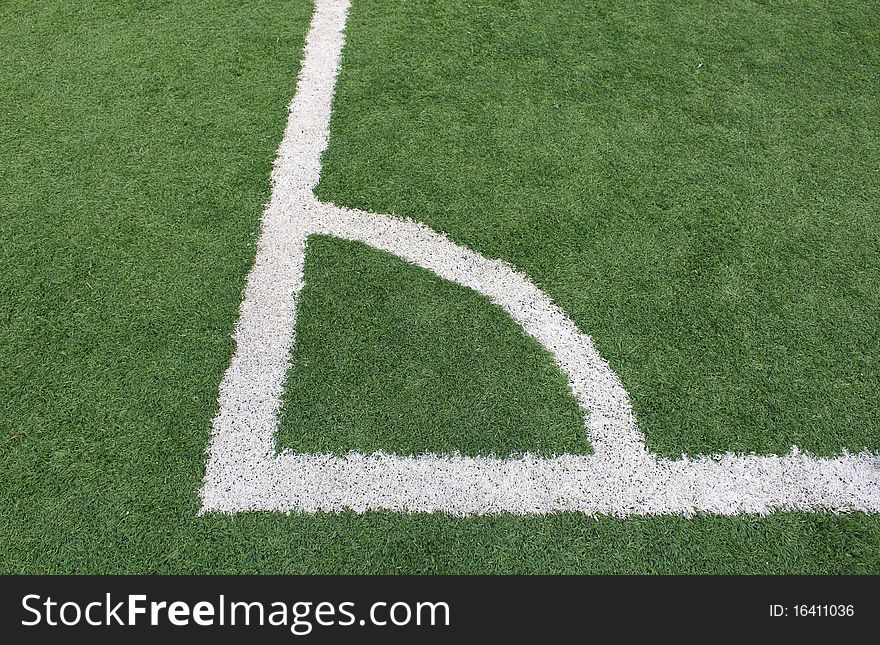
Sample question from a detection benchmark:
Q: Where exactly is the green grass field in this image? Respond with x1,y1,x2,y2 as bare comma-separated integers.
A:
2,0,878,573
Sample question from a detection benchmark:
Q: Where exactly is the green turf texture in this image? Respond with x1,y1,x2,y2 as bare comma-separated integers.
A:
317,0,880,459
1,0,878,574
276,235,589,456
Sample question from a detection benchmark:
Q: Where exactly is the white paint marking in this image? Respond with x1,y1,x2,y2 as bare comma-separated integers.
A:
200,0,880,516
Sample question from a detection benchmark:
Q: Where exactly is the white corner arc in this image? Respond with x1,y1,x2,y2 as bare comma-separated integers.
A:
199,0,880,516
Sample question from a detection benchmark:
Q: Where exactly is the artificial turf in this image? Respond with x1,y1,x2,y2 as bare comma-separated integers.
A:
1,0,878,574
317,0,880,459
276,235,589,457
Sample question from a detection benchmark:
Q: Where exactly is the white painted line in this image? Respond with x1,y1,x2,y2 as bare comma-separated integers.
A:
200,0,880,516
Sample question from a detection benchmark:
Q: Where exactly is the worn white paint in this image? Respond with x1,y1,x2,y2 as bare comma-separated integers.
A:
199,0,880,516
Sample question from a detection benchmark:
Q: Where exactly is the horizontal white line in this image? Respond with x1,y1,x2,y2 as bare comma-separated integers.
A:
201,449,880,516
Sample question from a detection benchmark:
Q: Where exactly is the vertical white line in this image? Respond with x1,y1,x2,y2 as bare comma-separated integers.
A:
201,0,352,502
271,0,351,199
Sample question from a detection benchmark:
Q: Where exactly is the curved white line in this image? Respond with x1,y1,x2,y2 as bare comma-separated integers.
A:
199,0,880,515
